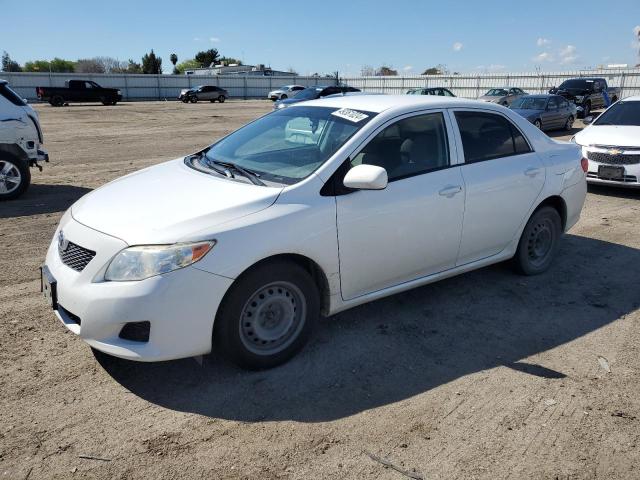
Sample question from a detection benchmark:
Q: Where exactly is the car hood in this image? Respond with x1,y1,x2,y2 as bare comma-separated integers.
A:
71,158,283,245
511,108,542,117
574,125,640,148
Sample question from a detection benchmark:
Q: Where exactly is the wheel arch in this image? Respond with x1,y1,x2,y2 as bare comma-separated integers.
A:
534,195,567,231
0,143,29,163
222,253,331,316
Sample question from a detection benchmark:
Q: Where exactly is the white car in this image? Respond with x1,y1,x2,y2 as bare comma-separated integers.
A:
267,84,305,101
573,96,640,188
0,79,48,200
42,95,587,369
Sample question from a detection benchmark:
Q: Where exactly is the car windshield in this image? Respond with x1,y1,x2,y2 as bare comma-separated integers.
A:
486,89,508,96
593,102,640,126
559,79,593,90
293,88,323,100
511,97,548,110
195,106,376,185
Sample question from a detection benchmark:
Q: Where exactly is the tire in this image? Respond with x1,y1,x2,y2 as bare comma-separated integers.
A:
51,95,64,107
0,155,31,201
534,119,542,130
218,95,225,103
513,206,562,276
582,102,591,118
182,98,189,103
280,94,288,100
564,115,574,131
214,260,320,370
101,97,110,106
190,96,198,103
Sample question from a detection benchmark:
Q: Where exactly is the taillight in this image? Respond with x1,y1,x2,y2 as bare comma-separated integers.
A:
581,157,588,173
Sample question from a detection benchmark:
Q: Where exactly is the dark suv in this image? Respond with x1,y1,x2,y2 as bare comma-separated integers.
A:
179,85,228,103
549,78,620,118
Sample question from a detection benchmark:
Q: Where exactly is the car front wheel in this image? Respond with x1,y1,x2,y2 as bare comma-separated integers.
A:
534,119,542,130
0,156,30,201
214,260,319,369
513,206,562,275
280,94,288,100
218,95,225,103
190,96,198,103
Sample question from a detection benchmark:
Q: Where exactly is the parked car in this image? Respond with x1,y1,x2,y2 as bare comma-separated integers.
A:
0,80,48,200
573,96,640,188
36,80,122,107
274,85,360,109
549,78,620,118
42,95,586,369
267,85,305,101
179,85,228,103
478,87,528,106
510,94,577,131
406,87,455,97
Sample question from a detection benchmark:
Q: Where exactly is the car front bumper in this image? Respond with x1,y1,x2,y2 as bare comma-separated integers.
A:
584,148,640,188
43,214,234,361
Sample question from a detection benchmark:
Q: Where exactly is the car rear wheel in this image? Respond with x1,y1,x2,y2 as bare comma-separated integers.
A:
564,115,574,131
534,119,542,130
218,95,225,103
582,102,591,118
513,206,562,275
214,260,319,370
51,95,64,107
0,156,30,201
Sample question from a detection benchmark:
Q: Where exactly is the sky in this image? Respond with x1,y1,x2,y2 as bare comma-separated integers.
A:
2,0,640,75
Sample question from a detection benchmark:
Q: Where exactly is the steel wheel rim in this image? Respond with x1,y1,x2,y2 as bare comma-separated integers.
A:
566,116,573,129
239,281,306,355
527,219,553,267
535,120,542,129
0,160,22,194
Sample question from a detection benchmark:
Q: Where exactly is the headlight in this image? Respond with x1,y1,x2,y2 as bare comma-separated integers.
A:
104,241,215,281
117,90,122,95
276,102,287,109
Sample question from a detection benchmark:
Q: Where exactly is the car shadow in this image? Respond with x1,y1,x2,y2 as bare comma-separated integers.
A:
587,184,640,199
546,126,581,138
96,234,640,423
0,183,92,218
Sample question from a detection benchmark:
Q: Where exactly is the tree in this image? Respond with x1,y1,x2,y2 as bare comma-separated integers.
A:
75,58,106,73
376,66,397,76
1,51,22,72
422,64,448,75
174,59,201,74
141,50,162,74
194,48,219,68
361,65,375,76
170,53,178,74
219,56,242,66
23,58,75,73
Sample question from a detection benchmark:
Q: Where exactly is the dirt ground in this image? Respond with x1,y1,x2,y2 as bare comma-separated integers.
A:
1,101,639,480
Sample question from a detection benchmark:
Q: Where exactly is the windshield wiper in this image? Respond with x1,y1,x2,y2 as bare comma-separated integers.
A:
189,152,233,178
208,159,266,186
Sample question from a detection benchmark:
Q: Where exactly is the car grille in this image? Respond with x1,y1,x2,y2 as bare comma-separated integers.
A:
59,241,96,272
587,151,640,165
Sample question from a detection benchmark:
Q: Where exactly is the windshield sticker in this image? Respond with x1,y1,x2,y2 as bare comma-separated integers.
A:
331,108,369,123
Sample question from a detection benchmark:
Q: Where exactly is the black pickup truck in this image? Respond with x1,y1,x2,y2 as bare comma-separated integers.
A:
36,80,122,107
549,78,620,118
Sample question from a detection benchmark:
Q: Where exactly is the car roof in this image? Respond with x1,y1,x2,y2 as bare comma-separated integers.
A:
0,79,7,85
294,94,504,114
620,95,640,102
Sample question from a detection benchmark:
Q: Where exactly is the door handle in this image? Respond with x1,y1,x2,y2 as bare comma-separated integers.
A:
438,185,462,197
524,167,542,177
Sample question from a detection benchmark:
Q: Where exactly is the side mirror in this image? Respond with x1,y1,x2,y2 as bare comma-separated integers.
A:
343,164,388,190
583,116,594,125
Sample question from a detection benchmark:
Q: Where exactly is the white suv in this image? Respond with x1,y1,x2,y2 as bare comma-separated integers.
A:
0,79,48,200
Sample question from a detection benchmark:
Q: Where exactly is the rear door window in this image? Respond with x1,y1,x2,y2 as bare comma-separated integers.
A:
454,111,531,163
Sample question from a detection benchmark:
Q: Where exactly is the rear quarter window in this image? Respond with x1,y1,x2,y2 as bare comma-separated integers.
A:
0,84,27,106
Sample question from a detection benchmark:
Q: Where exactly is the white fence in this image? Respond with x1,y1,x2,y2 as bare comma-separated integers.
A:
2,69,640,101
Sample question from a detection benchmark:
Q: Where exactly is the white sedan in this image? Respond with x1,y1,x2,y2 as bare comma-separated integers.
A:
42,95,587,369
267,84,305,101
574,96,640,188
